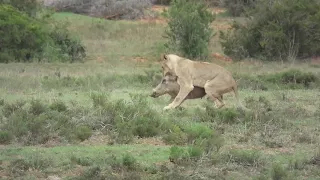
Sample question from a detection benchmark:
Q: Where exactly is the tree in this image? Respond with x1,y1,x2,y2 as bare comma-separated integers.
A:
164,0,215,60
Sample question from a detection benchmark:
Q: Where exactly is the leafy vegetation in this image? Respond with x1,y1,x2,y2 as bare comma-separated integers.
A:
0,3,86,63
165,0,215,59
220,0,320,61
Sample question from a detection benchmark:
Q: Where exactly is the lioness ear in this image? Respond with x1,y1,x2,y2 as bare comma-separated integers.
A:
160,54,168,61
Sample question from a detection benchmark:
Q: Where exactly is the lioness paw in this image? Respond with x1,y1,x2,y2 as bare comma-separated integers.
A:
163,105,173,111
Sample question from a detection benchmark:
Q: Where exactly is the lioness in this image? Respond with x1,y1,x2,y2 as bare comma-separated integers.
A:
150,74,208,102
160,54,246,110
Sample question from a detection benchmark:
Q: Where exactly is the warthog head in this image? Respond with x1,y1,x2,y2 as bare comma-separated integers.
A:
150,74,179,98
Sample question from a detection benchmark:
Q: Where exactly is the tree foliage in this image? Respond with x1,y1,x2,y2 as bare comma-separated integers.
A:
0,4,86,63
165,0,215,60
220,0,320,61
0,5,47,62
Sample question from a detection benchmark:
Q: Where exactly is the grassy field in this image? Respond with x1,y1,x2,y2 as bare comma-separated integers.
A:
1,7,320,180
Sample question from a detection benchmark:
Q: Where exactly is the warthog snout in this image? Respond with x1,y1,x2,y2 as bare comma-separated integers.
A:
150,89,159,98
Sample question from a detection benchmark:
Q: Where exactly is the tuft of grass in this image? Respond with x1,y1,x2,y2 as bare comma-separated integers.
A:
225,149,264,167
75,125,93,141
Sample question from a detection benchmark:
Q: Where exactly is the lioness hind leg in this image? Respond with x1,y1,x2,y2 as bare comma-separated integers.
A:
204,79,233,109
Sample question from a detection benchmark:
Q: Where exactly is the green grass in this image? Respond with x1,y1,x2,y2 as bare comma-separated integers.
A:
0,10,320,180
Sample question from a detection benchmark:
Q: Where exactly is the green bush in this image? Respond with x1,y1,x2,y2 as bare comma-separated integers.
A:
48,23,86,63
226,149,264,167
0,5,48,62
222,0,256,17
0,4,86,63
76,125,93,141
162,125,188,145
261,69,318,88
271,163,288,180
165,0,215,59
220,0,320,61
0,131,13,144
49,100,68,112
122,153,138,170
0,0,39,17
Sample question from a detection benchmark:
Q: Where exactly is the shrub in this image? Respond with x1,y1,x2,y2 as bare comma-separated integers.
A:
0,131,13,144
0,0,40,17
49,100,68,112
122,153,138,170
222,0,256,17
29,99,47,115
271,163,288,180
220,0,320,61
198,103,240,124
162,125,188,145
165,0,215,59
0,4,86,63
76,125,93,141
226,149,264,167
2,100,26,118
0,5,48,62
261,69,318,88
169,146,189,163
47,23,86,63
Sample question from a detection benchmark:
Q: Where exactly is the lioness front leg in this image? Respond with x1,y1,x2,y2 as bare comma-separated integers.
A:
164,83,194,110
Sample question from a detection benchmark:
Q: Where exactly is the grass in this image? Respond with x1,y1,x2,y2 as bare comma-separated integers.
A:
0,8,320,180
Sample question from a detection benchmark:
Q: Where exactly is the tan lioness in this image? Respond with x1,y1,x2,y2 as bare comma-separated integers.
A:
160,54,246,110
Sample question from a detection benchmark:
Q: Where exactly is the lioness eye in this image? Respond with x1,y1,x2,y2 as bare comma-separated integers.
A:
162,79,166,83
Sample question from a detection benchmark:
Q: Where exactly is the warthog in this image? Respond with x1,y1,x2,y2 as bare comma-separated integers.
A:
150,74,208,102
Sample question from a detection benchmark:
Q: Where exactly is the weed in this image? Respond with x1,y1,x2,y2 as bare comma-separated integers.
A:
2,100,26,117
0,98,4,106
9,159,30,177
75,166,106,180
0,130,12,144
49,100,68,112
198,102,241,124
70,155,92,166
122,153,138,170
90,91,110,108
169,146,188,164
226,149,264,167
271,163,288,180
29,99,47,115
263,69,318,88
162,125,188,145
75,125,92,141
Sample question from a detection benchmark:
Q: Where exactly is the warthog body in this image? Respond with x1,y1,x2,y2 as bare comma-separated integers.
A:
150,74,207,101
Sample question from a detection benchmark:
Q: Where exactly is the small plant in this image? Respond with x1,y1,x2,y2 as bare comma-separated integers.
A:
187,146,203,159
162,125,188,145
0,131,13,144
169,146,188,163
271,163,288,180
226,149,264,167
70,155,92,166
75,125,92,141
90,92,110,108
262,69,318,88
122,153,137,170
2,100,26,117
165,0,215,59
29,99,47,115
0,98,4,106
49,100,68,112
